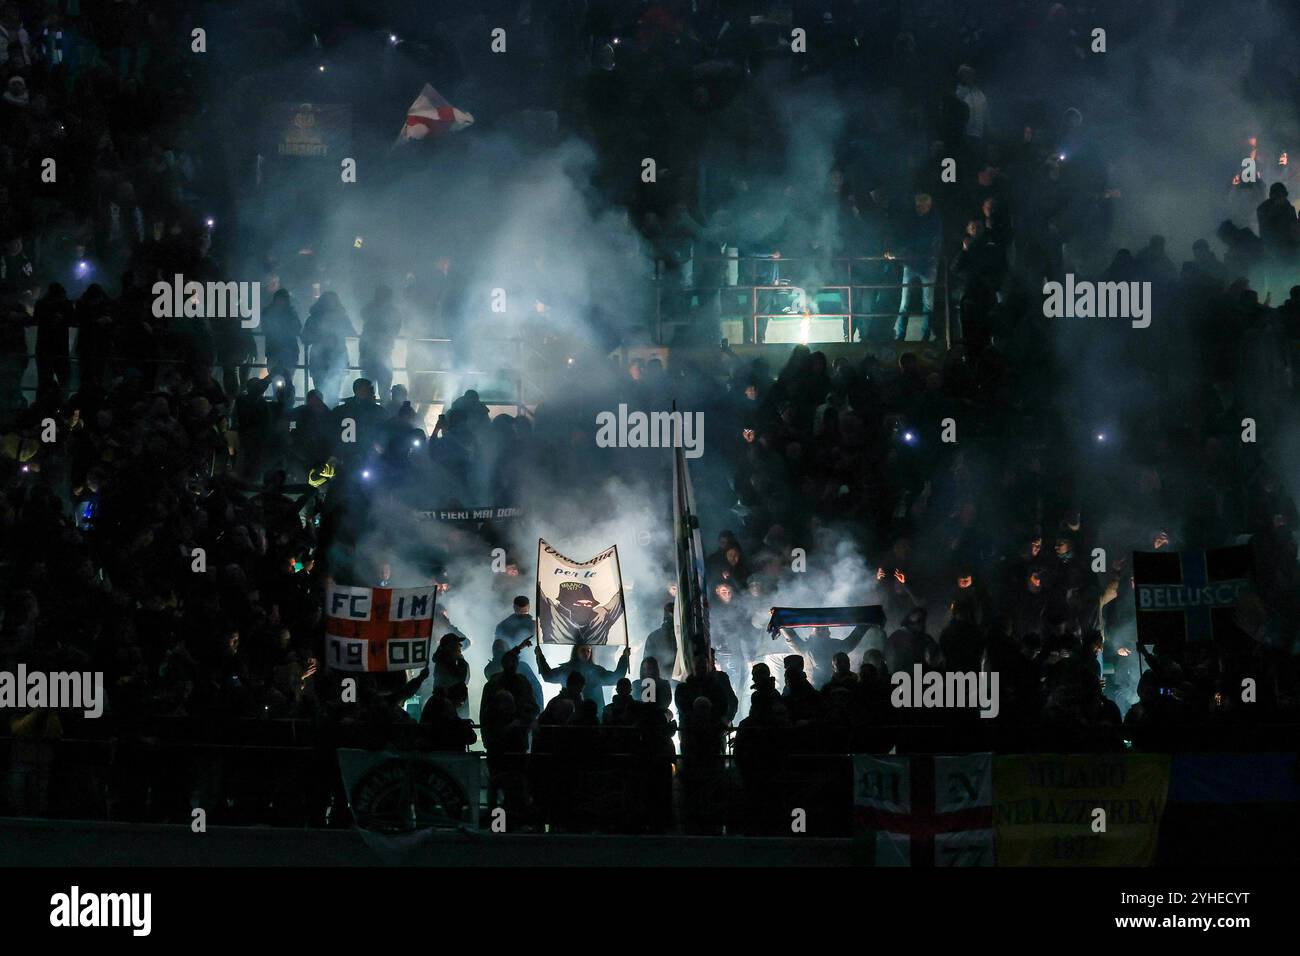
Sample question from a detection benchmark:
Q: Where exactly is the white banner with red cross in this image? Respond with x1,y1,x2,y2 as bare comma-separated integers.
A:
853,753,995,866
325,583,437,672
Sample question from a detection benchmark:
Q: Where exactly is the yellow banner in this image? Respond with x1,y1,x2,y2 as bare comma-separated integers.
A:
993,754,1170,866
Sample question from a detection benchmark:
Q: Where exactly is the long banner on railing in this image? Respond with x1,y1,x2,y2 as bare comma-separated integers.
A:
992,753,1170,866
415,506,523,522
853,753,994,866
854,753,1173,866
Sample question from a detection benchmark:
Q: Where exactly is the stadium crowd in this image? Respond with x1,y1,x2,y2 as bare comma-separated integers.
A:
1,1,1299,831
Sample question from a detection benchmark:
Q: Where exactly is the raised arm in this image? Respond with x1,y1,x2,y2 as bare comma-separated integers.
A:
839,624,869,654
534,645,558,681
398,666,430,703
611,645,631,682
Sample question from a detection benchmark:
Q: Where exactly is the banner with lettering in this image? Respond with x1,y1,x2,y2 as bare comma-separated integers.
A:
1132,545,1253,649
853,753,994,866
415,506,523,522
535,539,628,645
325,583,436,672
260,102,352,158
993,754,1171,866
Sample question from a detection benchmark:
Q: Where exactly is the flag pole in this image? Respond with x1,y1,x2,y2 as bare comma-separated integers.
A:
534,537,544,655
611,543,628,654
671,413,710,681
672,439,690,681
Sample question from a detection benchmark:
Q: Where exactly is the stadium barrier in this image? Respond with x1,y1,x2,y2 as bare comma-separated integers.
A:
654,253,953,349
3,722,1296,865
14,334,546,411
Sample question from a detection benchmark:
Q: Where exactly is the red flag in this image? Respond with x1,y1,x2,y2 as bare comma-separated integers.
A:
396,83,474,144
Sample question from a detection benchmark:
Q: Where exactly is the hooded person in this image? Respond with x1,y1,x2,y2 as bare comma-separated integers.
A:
534,642,630,718
537,580,625,645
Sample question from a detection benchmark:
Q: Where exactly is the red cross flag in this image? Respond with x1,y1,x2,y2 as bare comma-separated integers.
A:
325,583,437,672
854,753,994,866
396,84,474,145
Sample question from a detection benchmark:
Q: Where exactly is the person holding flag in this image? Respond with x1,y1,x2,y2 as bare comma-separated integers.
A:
534,644,629,719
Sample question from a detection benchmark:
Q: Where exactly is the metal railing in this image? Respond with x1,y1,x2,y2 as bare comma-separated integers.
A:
0,716,968,834
6,716,1298,833
655,253,952,348
12,334,545,412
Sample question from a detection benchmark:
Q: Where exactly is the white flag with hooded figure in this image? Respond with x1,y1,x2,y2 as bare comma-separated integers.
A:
535,539,628,645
